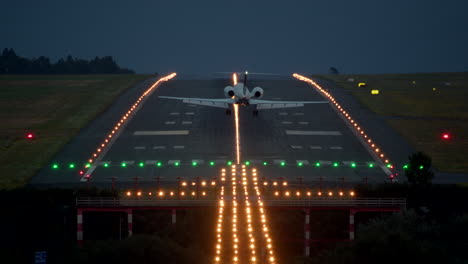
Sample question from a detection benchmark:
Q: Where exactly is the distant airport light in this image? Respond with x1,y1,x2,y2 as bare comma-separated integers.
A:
441,133,451,140
192,161,198,166
263,161,268,166
386,164,392,168
368,163,374,168
403,164,409,170
227,161,233,166
245,161,250,166
79,170,84,175
121,162,127,167
52,163,59,169
419,165,424,170
280,161,286,167
138,162,144,167
156,162,162,167
297,162,303,167
174,162,180,167
26,132,35,139
103,163,109,168
371,90,379,95
358,82,367,87
333,162,339,167
68,163,75,169
209,161,215,166
315,162,321,167
350,163,357,168
85,163,91,168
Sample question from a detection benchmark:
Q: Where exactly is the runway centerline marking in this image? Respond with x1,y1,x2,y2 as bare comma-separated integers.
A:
133,130,189,136
282,121,292,125
182,121,192,124
310,146,323,150
330,146,343,150
164,121,176,124
298,121,309,125
185,112,195,115
133,146,146,150
286,130,342,136
173,145,185,149
169,112,180,115
153,146,166,149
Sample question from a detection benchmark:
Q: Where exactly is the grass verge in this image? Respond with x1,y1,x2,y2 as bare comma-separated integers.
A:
0,75,150,189
314,72,468,173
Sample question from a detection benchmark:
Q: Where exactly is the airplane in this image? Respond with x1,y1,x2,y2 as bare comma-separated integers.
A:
159,71,328,116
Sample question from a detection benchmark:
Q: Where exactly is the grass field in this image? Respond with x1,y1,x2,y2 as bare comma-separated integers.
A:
0,75,150,189
314,72,468,173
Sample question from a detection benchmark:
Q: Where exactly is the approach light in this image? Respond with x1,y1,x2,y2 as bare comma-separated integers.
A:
192,161,198,166
315,162,321,167
174,162,180,167
351,163,356,168
121,162,127,167
156,162,162,167
245,161,250,166
263,161,268,166
403,164,409,170
210,161,215,166
227,161,233,166
419,165,424,170
297,162,303,167
103,163,109,168
68,163,75,169
368,163,374,168
280,161,286,167
52,163,59,169
138,162,144,167
333,162,339,167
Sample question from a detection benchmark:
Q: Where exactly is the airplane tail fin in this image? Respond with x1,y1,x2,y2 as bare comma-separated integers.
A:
243,71,248,96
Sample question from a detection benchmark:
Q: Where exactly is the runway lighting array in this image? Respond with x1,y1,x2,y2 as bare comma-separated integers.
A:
293,73,394,175
78,73,176,178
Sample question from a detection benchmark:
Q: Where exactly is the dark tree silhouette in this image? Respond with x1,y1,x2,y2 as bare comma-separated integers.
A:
0,48,134,74
329,67,339,75
405,151,434,186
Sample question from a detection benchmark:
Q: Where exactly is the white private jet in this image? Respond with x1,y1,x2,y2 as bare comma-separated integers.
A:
159,71,328,116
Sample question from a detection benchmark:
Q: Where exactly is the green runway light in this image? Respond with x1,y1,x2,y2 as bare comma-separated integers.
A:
174,162,180,167
280,161,286,167
419,165,424,170
121,162,127,168
403,164,409,170
52,164,59,169
192,161,197,166
297,162,303,167
245,161,250,166
227,161,232,166
263,161,268,166
333,162,339,167
386,164,392,168
85,163,91,168
315,162,321,167
156,162,162,167
209,161,215,166
368,163,374,168
351,163,356,168
69,163,75,169
139,162,144,167
103,163,109,168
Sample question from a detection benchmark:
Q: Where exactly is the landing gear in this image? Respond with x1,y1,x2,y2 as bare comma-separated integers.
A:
225,109,232,115
253,110,259,117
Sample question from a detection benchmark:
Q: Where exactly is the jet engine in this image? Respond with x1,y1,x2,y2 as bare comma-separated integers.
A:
250,87,264,98
224,86,235,98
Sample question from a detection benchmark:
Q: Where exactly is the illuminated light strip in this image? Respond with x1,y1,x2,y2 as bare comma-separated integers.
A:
234,104,241,165
79,73,177,181
214,168,225,262
233,73,238,85
292,73,393,176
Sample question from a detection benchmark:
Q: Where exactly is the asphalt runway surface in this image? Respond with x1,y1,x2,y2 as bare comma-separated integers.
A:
31,76,389,189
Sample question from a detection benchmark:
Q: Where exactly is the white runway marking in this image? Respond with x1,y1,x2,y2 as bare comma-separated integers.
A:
319,160,332,165
122,160,135,165
169,112,180,115
182,121,192,125
145,160,158,164
282,121,293,125
134,130,189,136
296,160,310,165
153,146,166,149
290,145,303,149
168,160,180,165
279,112,288,116
330,146,343,150
294,112,304,116
134,146,146,150
298,121,309,125
286,130,342,136
173,145,185,149
99,161,111,165
165,121,176,125
309,146,323,150
185,112,195,115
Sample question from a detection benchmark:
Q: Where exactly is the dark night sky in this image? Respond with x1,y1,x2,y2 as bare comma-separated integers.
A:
2,0,468,74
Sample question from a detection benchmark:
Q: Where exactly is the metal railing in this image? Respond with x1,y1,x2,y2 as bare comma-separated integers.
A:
77,197,405,209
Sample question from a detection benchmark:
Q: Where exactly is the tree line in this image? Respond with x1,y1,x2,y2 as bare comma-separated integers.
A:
0,48,134,74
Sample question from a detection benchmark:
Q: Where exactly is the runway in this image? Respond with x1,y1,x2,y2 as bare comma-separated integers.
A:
31,75,388,188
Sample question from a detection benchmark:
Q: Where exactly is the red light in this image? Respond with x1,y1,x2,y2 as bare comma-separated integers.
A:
442,133,450,140
26,133,34,139
79,171,84,175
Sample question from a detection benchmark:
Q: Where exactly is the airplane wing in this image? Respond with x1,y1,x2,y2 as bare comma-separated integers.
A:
250,99,329,110
159,96,235,108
